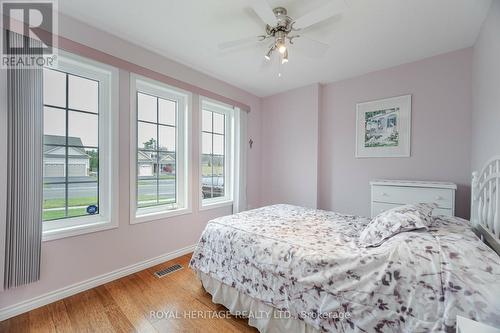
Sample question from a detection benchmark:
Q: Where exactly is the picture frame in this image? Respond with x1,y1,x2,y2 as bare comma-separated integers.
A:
355,94,411,158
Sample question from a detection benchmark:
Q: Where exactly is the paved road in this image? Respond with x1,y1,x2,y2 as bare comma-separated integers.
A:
43,176,224,200
43,179,176,199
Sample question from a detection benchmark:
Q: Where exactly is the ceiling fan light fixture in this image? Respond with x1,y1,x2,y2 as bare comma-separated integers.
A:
276,36,287,54
281,49,288,64
265,47,273,60
278,42,286,54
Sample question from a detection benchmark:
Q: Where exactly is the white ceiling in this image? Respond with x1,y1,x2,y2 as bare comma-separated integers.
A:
58,0,491,97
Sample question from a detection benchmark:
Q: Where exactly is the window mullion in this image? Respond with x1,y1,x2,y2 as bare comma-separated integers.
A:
156,97,160,205
135,92,139,210
211,112,214,198
64,73,69,218
174,101,178,207
96,80,100,215
223,114,226,198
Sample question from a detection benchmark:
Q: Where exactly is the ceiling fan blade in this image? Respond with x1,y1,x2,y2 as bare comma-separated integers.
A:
249,0,277,26
218,36,266,50
293,0,347,30
292,35,330,58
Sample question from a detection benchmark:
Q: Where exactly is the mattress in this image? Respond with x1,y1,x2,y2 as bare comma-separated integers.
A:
189,204,500,332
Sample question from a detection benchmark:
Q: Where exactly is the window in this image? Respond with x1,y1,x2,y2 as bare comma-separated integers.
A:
200,99,233,208
43,69,99,221
131,75,190,223
42,51,118,240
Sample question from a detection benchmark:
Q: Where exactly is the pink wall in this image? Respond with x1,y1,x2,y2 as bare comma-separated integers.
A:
261,84,320,208
318,48,473,218
0,15,262,311
260,49,473,218
472,0,500,172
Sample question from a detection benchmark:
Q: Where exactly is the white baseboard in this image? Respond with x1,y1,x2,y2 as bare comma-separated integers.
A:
0,244,197,321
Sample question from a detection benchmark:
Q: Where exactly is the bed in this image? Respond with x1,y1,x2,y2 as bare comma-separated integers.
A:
190,159,500,333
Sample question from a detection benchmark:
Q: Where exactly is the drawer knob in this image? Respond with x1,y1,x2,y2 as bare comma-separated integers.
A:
381,192,388,196
435,196,443,200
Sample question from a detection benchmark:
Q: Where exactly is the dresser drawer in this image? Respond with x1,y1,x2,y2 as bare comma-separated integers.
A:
371,202,453,217
371,185,454,209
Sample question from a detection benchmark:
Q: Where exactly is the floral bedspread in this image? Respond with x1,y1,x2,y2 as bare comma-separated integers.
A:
189,204,500,332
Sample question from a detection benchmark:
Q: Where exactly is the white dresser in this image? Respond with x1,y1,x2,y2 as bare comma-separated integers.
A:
370,180,457,218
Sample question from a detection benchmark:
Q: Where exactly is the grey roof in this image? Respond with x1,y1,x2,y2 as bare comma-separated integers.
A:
44,135,89,159
44,135,84,147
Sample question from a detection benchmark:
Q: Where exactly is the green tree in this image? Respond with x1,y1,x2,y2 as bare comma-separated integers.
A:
143,138,157,150
86,149,98,172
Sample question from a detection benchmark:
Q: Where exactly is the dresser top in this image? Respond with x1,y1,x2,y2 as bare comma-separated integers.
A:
370,179,457,190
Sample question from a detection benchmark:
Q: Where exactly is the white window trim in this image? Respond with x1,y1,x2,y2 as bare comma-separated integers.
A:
199,97,234,210
199,200,234,211
42,50,120,241
130,74,192,224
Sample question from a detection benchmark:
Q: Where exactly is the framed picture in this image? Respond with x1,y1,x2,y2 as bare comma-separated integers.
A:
355,94,411,158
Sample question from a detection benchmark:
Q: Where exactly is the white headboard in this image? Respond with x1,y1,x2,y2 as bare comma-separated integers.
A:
471,156,500,255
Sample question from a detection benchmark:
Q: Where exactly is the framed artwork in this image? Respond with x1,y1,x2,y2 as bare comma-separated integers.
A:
355,94,411,158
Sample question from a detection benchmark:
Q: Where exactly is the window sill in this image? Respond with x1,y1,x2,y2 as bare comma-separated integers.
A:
131,207,192,225
42,220,118,242
199,200,233,211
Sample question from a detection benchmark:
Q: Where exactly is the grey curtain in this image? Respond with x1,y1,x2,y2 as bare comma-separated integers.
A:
4,30,43,289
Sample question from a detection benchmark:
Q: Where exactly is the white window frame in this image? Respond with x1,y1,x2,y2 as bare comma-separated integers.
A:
130,74,191,224
199,97,234,210
42,50,119,241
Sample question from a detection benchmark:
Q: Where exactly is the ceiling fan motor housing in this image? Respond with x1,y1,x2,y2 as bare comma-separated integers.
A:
266,7,293,36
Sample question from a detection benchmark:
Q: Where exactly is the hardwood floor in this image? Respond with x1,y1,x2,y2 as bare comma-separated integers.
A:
0,254,258,333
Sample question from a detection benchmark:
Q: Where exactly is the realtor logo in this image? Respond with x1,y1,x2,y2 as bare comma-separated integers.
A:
1,0,58,67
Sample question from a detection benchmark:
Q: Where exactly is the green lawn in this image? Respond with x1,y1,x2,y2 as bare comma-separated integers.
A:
137,195,175,208
43,196,96,209
43,194,177,219
42,183,178,221
42,196,97,221
43,207,89,221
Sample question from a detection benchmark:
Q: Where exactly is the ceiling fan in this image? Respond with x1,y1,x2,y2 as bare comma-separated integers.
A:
218,0,348,64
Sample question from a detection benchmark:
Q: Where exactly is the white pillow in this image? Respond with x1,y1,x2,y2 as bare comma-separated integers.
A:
359,203,438,247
